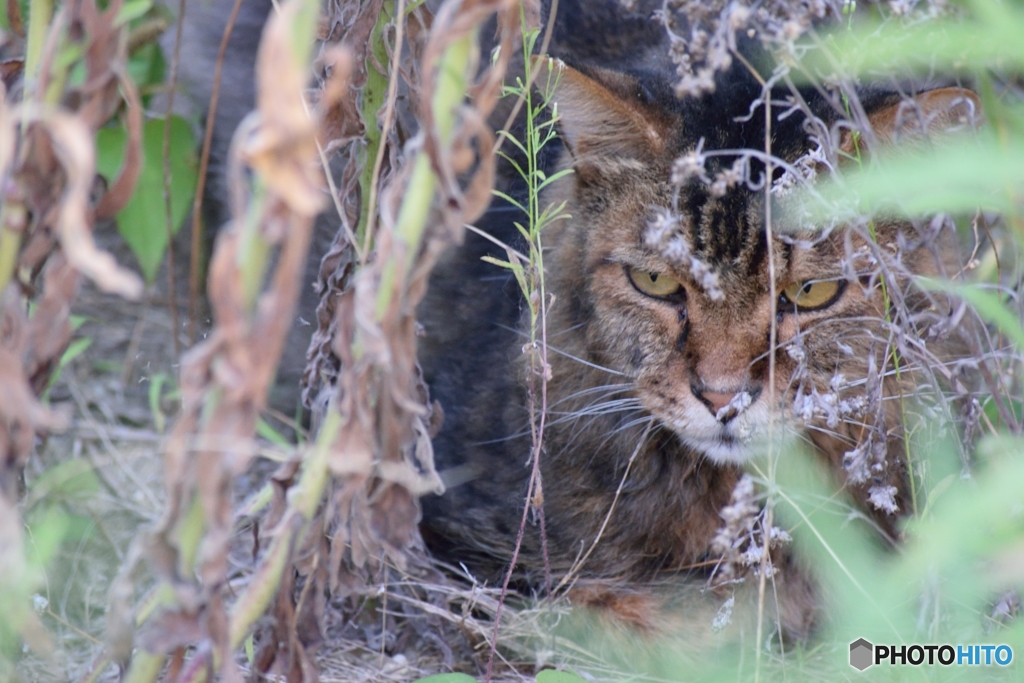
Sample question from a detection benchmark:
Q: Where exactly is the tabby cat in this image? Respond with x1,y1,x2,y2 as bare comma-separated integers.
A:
417,33,978,637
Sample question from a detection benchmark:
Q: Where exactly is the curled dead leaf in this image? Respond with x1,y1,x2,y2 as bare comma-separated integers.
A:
20,108,143,298
244,0,327,217
93,73,143,220
5,0,24,37
0,60,23,92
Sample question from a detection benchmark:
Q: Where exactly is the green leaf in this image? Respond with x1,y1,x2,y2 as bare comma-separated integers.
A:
24,506,72,569
54,41,86,74
490,190,526,214
921,473,956,519
127,42,166,94
92,359,123,374
44,336,93,399
257,418,293,447
807,2,1024,77
536,671,587,683
480,255,515,270
115,0,153,25
61,335,92,363
148,372,171,433
893,436,1024,608
95,116,198,282
410,675,477,683
802,134,1024,221
982,394,1022,430
537,167,573,192
499,132,528,158
25,459,100,510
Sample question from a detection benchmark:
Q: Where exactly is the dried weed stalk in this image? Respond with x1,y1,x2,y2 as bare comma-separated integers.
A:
104,1,341,680
299,0,521,624
278,0,534,677
100,0,525,680
0,0,143,661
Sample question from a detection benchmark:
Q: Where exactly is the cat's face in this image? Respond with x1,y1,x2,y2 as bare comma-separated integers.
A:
573,188,892,464
541,60,976,465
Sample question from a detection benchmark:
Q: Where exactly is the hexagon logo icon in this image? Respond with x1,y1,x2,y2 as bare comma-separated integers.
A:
850,638,874,671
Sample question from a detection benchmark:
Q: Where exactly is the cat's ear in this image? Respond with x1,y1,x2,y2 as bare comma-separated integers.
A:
535,57,667,165
840,87,982,157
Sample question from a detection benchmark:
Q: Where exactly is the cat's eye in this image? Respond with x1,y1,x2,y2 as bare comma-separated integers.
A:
628,267,684,299
780,279,844,311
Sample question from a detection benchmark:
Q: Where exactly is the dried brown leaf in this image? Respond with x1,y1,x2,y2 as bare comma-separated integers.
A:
24,254,77,394
5,0,24,37
0,60,23,90
245,0,328,218
132,4,342,679
304,1,516,610
316,46,362,145
136,607,209,653
94,73,143,219
76,0,128,129
23,111,143,298
0,287,71,497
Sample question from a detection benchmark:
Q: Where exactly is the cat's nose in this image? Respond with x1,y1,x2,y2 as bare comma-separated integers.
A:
702,391,737,416
692,385,761,423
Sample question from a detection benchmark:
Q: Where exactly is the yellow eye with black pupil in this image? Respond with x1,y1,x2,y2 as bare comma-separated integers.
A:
629,267,683,298
781,280,841,310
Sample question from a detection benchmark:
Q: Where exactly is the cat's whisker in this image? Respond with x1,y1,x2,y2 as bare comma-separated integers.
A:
479,395,645,447
548,406,645,449
547,346,628,376
557,410,653,463
493,322,627,376
605,414,660,440
549,321,588,339
789,428,827,454
548,383,634,409
562,407,648,450
569,414,657,465
550,398,644,420
799,422,859,446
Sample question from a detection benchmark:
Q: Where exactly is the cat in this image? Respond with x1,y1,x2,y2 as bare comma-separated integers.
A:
417,27,979,638
165,0,978,638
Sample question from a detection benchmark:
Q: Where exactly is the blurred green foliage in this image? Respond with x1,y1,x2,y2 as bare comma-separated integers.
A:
1,0,195,670
95,116,197,283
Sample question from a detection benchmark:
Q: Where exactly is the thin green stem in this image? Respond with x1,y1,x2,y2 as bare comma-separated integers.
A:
237,179,269,312
357,0,395,258
755,77,777,683
175,493,205,576
122,652,165,683
372,30,474,321
228,410,338,645
773,486,903,639
24,0,54,99
0,216,22,293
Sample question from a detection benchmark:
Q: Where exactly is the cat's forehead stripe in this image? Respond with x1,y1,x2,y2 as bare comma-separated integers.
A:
678,184,770,274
